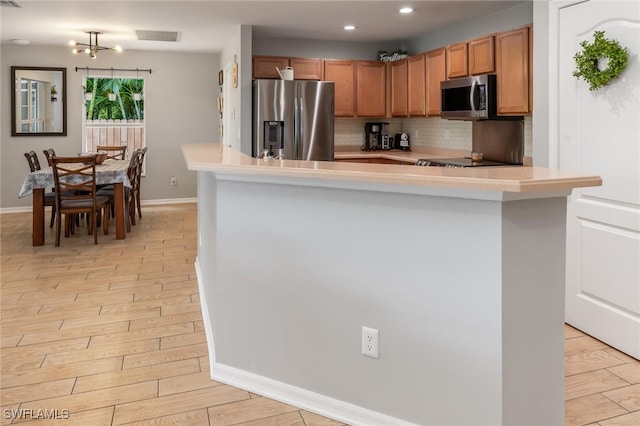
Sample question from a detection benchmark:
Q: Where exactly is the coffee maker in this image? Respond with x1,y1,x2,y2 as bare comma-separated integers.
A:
362,122,390,151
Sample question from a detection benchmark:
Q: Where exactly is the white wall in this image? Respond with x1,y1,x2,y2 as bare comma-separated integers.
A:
1,44,218,210
532,1,550,166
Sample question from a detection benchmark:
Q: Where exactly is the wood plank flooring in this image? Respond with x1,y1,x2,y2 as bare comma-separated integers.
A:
2,203,639,425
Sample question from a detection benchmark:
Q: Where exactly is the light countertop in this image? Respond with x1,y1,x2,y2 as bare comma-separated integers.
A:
182,143,601,193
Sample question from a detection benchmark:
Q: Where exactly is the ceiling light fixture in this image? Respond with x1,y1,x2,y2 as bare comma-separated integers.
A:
69,31,122,59
344,25,356,31
399,7,414,14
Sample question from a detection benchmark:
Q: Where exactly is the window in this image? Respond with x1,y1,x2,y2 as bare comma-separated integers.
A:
19,79,45,132
82,77,145,159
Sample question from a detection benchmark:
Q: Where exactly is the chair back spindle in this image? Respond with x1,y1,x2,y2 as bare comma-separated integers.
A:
96,145,127,160
43,148,56,166
51,156,110,246
24,151,42,172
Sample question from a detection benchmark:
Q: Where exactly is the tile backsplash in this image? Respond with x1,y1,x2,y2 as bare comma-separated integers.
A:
336,116,532,157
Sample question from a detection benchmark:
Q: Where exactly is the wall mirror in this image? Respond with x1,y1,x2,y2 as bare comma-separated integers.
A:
11,66,67,136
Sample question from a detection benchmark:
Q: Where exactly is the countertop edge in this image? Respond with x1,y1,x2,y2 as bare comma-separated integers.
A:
182,143,602,194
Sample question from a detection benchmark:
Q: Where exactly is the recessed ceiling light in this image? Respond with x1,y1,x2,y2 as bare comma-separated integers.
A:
400,7,413,14
344,25,356,31
10,39,30,45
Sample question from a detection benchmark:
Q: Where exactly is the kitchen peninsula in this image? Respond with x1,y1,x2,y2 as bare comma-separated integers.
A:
182,143,600,426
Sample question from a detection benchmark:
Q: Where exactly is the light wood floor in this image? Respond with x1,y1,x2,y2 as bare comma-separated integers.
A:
1,204,638,425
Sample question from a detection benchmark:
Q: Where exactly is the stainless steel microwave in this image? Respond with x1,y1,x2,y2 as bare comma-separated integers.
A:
441,74,498,120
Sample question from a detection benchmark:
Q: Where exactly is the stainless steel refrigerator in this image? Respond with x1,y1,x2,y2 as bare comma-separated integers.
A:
253,79,334,161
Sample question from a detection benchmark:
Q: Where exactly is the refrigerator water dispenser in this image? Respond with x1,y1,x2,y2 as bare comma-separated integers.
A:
263,121,285,158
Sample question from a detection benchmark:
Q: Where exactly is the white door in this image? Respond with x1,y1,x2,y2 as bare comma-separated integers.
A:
558,0,640,359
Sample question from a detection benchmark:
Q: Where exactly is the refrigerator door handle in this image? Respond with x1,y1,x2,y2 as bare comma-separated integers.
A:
294,94,302,160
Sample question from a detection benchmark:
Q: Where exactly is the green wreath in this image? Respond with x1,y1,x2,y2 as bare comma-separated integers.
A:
573,31,629,91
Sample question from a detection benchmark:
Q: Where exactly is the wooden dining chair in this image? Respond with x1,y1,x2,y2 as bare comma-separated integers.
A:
24,151,57,227
97,149,142,232
42,148,56,166
51,156,110,246
96,145,127,160
134,147,147,219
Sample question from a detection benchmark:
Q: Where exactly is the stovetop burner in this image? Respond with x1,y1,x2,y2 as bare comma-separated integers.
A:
415,157,521,168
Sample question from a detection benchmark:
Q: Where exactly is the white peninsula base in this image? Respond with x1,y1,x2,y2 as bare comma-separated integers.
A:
184,143,600,425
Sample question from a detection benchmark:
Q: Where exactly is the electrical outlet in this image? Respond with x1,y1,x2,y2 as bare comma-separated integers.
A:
361,326,379,359
170,176,177,186
444,128,450,139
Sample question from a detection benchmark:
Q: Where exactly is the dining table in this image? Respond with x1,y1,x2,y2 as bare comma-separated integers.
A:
18,159,132,246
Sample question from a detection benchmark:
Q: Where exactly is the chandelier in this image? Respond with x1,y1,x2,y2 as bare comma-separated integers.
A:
69,31,122,59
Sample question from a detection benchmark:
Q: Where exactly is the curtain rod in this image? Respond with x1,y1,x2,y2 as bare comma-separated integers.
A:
75,66,152,74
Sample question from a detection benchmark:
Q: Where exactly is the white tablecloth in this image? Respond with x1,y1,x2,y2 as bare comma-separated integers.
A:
19,159,132,198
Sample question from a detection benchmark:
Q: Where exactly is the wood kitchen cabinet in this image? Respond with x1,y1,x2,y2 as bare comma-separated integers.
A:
468,35,495,75
407,53,426,116
390,58,408,117
495,26,530,115
446,42,468,78
426,48,446,116
356,61,387,117
323,60,355,117
253,56,289,79
252,56,323,80
289,57,323,80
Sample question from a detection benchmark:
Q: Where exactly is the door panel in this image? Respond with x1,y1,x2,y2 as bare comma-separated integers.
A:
559,0,640,359
579,221,639,313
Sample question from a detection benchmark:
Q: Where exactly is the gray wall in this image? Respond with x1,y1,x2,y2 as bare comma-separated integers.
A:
220,24,253,156
253,37,406,61
1,44,218,210
408,1,533,53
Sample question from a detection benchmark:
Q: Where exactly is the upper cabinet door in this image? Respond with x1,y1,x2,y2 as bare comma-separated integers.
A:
356,61,387,117
390,59,408,117
289,58,323,80
446,42,468,78
468,35,495,75
496,26,530,115
407,54,426,116
253,56,289,79
324,60,355,117
426,48,446,116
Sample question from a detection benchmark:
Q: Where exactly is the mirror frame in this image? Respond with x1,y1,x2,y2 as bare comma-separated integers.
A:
11,66,67,137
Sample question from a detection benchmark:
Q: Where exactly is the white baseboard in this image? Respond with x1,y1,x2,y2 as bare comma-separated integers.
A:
193,256,416,426
0,198,197,215
194,257,216,372
140,198,197,206
211,363,418,426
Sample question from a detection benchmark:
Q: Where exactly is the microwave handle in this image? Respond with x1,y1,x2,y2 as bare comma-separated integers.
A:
469,79,477,116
